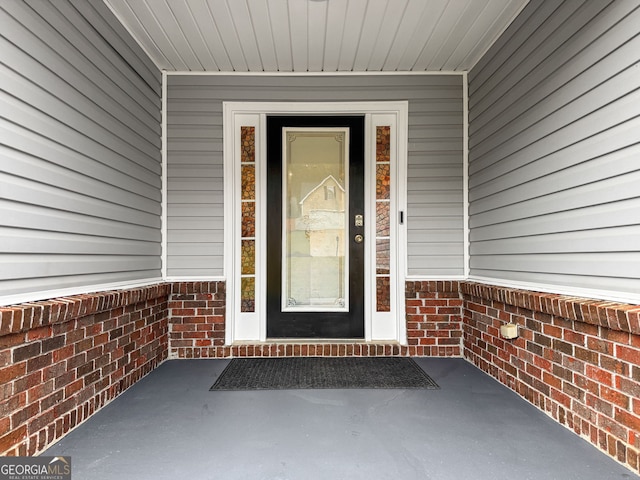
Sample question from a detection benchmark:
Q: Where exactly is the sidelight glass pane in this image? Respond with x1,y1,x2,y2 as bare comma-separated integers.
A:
240,125,256,312
282,128,349,311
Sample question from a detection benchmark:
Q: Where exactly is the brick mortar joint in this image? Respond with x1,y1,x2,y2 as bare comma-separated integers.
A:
169,281,226,295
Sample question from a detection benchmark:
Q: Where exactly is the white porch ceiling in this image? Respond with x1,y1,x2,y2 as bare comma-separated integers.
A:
103,0,529,72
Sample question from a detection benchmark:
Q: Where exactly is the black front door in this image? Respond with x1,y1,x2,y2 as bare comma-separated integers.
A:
266,116,365,338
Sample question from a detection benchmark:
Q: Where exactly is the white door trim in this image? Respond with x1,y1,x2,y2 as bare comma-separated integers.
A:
223,101,408,344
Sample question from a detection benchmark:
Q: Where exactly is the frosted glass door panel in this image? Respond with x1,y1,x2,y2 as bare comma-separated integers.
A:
282,129,349,311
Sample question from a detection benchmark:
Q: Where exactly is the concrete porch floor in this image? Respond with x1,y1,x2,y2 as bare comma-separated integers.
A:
44,358,636,480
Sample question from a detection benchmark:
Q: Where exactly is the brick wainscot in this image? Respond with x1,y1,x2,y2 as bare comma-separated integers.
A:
167,281,464,358
0,285,169,456
462,282,640,474
0,280,463,456
1,280,639,476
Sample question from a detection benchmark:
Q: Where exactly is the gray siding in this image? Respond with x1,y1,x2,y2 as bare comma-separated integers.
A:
468,0,640,299
0,0,162,303
167,75,464,277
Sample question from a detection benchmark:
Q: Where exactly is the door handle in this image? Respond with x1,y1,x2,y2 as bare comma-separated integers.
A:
354,234,364,244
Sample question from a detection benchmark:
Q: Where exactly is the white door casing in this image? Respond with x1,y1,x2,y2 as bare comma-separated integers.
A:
223,102,408,344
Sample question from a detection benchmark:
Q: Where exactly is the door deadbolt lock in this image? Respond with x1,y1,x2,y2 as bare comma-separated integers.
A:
354,234,364,244
355,214,363,227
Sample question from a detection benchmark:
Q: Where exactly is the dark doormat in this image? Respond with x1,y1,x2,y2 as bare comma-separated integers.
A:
210,357,440,390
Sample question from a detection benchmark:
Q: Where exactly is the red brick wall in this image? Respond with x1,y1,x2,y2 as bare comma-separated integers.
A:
461,282,640,475
5,278,638,473
168,282,226,358
0,285,169,456
0,279,465,456
168,281,464,358
405,281,463,356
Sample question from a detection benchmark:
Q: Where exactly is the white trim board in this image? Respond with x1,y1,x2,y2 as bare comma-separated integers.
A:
161,70,168,279
468,276,640,306
462,71,470,278
0,278,164,308
165,71,466,77
224,101,409,344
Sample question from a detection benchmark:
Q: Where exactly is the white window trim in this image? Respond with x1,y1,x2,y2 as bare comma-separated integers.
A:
223,101,409,344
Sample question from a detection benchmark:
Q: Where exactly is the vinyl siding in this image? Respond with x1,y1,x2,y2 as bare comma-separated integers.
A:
468,0,640,300
166,75,464,277
0,0,162,304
